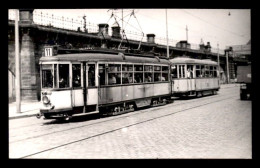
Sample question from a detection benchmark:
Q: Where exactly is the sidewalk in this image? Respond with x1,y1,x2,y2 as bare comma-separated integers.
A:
8,83,240,120
9,100,41,120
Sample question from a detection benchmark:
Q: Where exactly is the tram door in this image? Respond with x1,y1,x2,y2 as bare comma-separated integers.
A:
186,65,195,91
83,62,99,107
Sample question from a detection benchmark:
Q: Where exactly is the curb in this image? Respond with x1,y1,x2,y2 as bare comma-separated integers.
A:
9,113,37,120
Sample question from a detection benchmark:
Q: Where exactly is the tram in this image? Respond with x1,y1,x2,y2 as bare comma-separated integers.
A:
36,46,173,120
170,57,220,97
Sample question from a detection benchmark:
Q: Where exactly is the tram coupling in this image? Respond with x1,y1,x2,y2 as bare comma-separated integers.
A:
36,112,42,119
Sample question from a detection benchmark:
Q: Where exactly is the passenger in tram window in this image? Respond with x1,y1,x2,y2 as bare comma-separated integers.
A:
201,68,205,77
135,73,142,83
108,74,117,85
59,77,67,88
187,68,191,78
73,75,81,87
122,73,130,84
128,73,134,83
144,74,152,82
88,69,95,86
161,76,165,81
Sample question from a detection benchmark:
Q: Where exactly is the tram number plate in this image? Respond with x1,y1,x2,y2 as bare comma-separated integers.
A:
44,47,53,57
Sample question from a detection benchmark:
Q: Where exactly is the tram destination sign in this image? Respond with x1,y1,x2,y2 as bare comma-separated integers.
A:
43,45,58,57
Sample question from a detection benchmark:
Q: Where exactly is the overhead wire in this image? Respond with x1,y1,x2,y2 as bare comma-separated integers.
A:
181,9,249,40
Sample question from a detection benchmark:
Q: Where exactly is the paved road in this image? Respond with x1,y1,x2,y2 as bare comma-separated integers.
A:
9,85,251,159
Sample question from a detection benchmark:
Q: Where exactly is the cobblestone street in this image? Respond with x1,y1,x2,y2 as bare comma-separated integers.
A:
9,85,252,159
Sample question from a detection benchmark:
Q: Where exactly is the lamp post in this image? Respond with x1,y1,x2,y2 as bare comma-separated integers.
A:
225,48,231,84
166,9,169,58
217,43,220,78
15,9,21,113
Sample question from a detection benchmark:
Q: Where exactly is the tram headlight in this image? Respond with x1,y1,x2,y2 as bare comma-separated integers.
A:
42,95,50,105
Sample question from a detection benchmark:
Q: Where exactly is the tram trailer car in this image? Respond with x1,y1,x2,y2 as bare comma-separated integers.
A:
170,57,220,98
36,49,173,120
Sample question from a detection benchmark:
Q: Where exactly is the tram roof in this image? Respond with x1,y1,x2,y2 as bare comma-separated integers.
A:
39,53,171,65
169,57,218,65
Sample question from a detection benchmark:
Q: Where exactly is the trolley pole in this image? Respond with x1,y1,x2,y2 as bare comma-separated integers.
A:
166,9,169,58
15,9,21,113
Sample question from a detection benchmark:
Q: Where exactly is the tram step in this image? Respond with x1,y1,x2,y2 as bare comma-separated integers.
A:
111,109,135,116
73,111,99,117
151,102,167,107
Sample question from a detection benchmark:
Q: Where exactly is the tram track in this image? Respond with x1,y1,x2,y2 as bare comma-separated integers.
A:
15,92,238,159
9,87,238,143
10,85,238,130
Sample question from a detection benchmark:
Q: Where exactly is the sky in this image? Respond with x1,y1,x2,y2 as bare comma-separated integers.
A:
14,9,251,50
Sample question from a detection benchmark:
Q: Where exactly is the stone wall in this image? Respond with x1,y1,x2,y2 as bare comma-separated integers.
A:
20,31,38,101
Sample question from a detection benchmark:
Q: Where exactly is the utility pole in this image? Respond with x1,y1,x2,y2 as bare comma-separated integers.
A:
217,43,220,77
225,49,230,84
186,25,188,42
122,9,123,29
15,9,21,113
166,9,169,58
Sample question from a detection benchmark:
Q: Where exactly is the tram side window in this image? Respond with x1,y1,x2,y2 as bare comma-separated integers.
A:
201,65,205,77
186,65,193,79
171,65,177,78
88,64,96,86
122,64,134,84
54,64,57,88
162,66,169,81
134,65,143,83
196,65,201,78
59,64,70,88
213,66,217,77
154,66,161,82
178,65,185,78
42,64,53,88
144,65,153,82
205,65,209,77
72,64,81,87
209,66,213,77
108,64,121,85
99,64,106,86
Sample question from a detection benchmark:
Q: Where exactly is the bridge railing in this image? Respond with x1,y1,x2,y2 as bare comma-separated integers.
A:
8,9,225,55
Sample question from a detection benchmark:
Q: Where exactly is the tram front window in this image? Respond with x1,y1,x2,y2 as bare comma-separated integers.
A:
42,64,53,88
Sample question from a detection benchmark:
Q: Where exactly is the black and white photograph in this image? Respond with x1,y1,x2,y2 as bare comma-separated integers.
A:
8,8,252,159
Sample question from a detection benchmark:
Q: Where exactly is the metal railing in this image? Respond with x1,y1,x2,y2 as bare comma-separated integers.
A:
8,9,225,55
